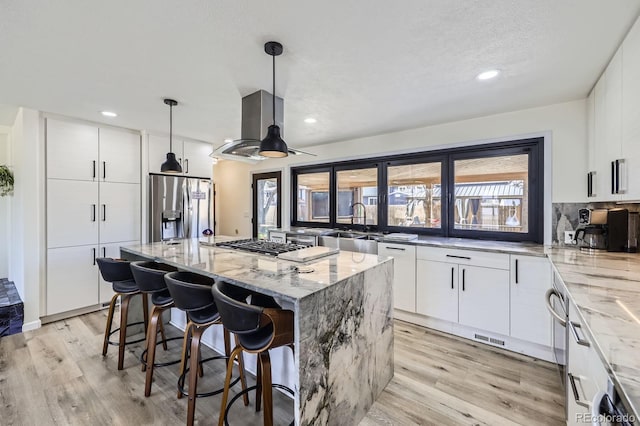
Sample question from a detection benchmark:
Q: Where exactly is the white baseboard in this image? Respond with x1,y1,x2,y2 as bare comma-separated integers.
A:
22,319,42,332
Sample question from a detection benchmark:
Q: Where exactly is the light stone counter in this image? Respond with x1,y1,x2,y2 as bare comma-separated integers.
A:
546,247,640,418
121,236,394,426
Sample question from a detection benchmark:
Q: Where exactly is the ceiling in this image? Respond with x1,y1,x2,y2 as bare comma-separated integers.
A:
1,1,639,148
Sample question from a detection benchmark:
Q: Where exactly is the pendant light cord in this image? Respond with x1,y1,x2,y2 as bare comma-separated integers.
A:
169,103,173,152
272,51,276,126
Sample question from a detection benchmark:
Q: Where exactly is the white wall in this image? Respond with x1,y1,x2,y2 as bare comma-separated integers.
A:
213,160,253,237
9,108,44,330
0,130,11,278
216,99,587,243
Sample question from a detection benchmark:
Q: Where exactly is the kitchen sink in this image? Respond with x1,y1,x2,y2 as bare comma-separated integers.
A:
328,231,367,239
318,232,378,254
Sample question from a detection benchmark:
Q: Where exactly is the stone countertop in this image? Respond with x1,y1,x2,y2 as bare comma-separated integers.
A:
120,236,391,304
547,247,640,418
386,235,547,256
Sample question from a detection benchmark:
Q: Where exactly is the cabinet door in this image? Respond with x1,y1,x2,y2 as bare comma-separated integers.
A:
183,140,213,178
148,134,184,175
458,265,509,335
593,77,615,201
47,179,99,248
99,128,141,184
47,119,98,181
47,245,99,315
622,18,640,200
510,255,552,346
379,243,416,313
99,182,141,244
586,90,596,196
98,241,139,305
416,260,458,323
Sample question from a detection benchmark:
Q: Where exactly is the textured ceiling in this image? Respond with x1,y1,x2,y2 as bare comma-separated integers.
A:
0,0,639,148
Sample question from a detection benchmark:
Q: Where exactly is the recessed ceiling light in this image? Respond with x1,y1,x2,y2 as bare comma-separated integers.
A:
101,111,118,117
224,138,233,143
476,70,500,81
304,117,317,124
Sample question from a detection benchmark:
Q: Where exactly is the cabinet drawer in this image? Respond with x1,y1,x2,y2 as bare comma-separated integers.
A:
416,246,509,270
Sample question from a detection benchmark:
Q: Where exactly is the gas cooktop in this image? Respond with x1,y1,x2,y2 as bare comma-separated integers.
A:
213,239,308,256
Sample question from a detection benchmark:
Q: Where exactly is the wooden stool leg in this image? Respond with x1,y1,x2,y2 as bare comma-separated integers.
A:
141,308,153,373
234,334,250,406
198,345,204,378
218,346,243,426
177,322,192,399
143,307,162,397
141,293,149,335
260,351,273,426
223,327,231,356
102,293,119,356
117,294,132,370
186,326,203,426
255,355,262,412
158,311,168,351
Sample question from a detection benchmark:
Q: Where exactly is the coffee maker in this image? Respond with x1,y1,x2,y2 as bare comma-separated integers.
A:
607,208,639,253
573,208,608,250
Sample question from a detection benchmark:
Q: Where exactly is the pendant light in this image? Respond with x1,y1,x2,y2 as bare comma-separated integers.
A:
259,41,288,158
160,98,183,173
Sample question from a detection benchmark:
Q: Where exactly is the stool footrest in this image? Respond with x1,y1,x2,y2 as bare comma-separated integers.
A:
107,321,147,346
140,335,183,368
223,384,294,426
177,355,241,398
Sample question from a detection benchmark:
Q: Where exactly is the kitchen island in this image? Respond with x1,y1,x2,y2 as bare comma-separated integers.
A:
120,236,394,426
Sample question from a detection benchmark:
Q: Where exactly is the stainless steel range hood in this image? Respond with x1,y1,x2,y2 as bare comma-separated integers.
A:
211,90,313,163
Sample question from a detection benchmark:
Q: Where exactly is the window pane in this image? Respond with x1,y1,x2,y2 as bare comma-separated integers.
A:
255,177,278,239
387,162,441,228
297,172,330,222
336,168,378,225
453,154,528,233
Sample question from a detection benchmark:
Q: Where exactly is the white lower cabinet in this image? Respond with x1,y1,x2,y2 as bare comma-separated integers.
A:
416,260,458,323
378,243,416,313
510,255,552,346
47,245,99,315
458,265,510,336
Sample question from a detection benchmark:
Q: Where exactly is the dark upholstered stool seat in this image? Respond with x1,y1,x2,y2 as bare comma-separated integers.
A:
164,271,249,426
238,323,274,351
130,261,179,398
96,258,149,371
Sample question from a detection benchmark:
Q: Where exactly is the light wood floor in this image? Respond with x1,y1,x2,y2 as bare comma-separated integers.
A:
0,309,564,425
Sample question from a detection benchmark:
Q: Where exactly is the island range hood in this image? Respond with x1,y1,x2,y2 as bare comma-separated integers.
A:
211,90,314,163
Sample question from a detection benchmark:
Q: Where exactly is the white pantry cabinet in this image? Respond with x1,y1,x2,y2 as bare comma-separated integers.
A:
47,179,98,248
99,182,141,244
510,255,552,346
458,265,510,336
148,134,213,178
379,243,416,313
46,245,99,315
621,17,640,201
98,128,141,184
47,119,99,181
416,259,458,323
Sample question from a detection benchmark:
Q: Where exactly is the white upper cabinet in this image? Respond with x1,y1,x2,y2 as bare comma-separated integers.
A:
47,119,99,181
622,17,640,200
99,182,141,244
47,179,99,248
379,243,416,313
99,128,141,184
510,255,552,347
183,140,213,178
148,134,213,178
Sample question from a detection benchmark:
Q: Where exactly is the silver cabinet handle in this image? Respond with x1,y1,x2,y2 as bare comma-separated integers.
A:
384,246,405,251
447,254,471,260
568,373,590,408
91,204,96,222
545,288,566,327
569,321,590,347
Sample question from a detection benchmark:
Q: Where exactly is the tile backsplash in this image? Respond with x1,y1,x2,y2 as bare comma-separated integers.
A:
551,202,640,244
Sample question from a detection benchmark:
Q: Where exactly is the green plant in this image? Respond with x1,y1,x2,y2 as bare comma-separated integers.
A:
0,165,14,196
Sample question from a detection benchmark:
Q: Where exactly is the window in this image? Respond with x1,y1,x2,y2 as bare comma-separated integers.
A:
291,138,543,242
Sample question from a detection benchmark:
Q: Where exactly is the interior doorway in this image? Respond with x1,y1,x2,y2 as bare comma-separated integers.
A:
252,171,282,239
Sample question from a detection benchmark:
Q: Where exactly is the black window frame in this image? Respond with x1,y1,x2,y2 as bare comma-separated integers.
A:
290,137,544,243
252,171,282,239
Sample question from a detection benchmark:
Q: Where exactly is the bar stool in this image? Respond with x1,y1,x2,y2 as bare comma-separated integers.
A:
164,271,249,426
212,281,294,426
130,261,180,397
96,257,149,370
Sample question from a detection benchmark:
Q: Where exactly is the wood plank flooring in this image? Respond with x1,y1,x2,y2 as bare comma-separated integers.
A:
0,309,564,425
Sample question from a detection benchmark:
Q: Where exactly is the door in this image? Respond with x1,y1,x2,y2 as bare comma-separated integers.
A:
252,171,281,239
47,119,98,181
416,260,458,323
183,140,213,178
47,245,99,315
510,255,552,346
47,179,99,248
184,178,213,238
99,182,141,244
99,127,141,184
458,265,510,335
379,243,416,313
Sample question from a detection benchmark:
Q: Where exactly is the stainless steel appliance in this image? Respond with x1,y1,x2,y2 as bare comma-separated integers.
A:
578,208,608,226
545,273,568,388
149,173,213,242
574,209,608,250
607,208,639,253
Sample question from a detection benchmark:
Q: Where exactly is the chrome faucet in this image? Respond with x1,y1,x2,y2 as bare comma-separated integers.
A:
350,202,367,230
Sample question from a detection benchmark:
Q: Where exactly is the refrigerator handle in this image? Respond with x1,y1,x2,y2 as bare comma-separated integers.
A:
183,181,191,238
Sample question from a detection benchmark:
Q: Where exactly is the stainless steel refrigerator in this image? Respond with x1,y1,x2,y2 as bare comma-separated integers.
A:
149,173,214,242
